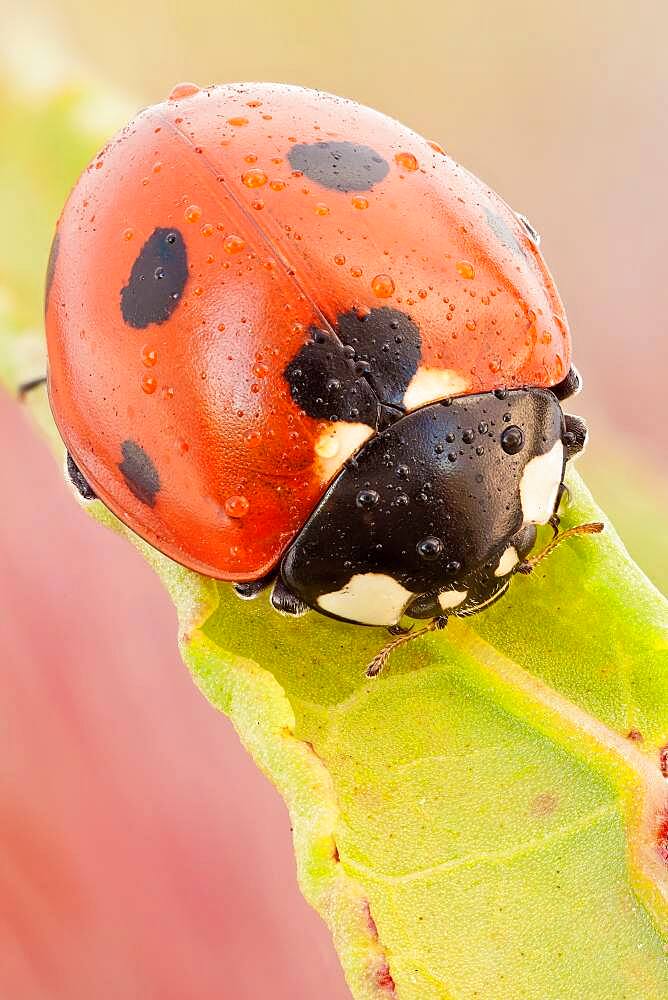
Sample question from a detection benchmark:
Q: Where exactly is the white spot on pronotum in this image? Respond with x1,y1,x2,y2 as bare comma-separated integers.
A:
437,589,468,610
318,573,413,626
494,546,519,577
519,440,564,525
315,422,373,481
403,367,470,411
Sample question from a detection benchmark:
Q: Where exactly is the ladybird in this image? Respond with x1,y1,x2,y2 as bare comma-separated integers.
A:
43,82,600,673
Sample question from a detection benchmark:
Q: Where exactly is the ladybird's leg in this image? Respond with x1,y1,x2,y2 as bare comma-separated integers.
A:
366,617,447,678
270,577,309,618
563,414,588,458
387,622,413,636
548,481,570,537
551,366,581,401
18,375,47,399
66,452,97,501
232,574,274,601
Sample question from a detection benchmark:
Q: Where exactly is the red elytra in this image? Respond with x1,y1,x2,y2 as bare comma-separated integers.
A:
45,82,571,582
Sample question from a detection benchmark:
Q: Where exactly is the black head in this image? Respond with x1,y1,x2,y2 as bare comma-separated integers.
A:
281,387,583,626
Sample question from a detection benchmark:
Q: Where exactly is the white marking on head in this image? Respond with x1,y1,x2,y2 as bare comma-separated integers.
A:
317,573,413,626
438,589,468,610
519,440,564,525
403,367,470,412
494,546,519,577
315,423,373,482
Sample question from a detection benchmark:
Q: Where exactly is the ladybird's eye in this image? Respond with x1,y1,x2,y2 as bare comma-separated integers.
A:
516,212,541,247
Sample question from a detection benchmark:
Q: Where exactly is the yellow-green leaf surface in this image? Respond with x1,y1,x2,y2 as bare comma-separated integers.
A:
2,81,668,1000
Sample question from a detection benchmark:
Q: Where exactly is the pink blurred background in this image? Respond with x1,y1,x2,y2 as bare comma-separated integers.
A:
0,1,666,997
0,391,350,999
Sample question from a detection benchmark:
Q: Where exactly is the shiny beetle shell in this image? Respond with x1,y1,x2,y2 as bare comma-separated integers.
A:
45,82,571,582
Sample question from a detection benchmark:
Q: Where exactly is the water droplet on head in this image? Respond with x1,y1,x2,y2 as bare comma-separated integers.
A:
417,536,443,561
351,196,369,210
501,425,524,455
141,374,157,395
314,202,330,216
356,488,380,509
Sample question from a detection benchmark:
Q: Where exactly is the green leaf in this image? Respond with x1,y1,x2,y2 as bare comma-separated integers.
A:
3,81,668,1000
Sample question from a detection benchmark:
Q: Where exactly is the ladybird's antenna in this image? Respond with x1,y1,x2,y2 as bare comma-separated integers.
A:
366,617,447,678
517,521,604,575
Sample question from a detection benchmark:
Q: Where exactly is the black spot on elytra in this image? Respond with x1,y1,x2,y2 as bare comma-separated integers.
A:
120,227,188,328
284,307,421,428
284,328,380,427
336,307,420,409
44,230,60,313
287,141,389,192
118,439,160,506
66,452,97,500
